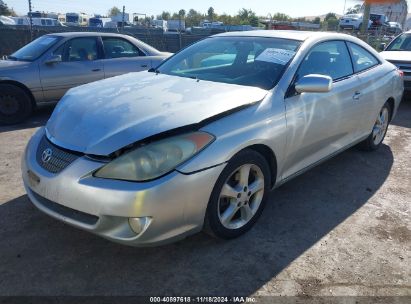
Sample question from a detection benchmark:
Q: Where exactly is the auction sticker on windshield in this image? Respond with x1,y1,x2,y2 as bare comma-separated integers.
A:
255,48,296,65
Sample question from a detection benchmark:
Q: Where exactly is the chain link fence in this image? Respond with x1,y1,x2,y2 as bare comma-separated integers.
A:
0,25,211,57
0,24,397,57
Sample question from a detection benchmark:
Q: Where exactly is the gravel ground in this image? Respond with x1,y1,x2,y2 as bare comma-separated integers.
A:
0,100,410,298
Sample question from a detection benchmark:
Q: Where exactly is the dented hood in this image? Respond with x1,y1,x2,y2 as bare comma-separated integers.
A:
46,72,267,155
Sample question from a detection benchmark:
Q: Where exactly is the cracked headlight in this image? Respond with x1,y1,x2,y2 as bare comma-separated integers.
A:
94,132,214,181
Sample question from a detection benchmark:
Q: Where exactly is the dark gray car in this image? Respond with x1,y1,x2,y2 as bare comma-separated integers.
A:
0,32,171,124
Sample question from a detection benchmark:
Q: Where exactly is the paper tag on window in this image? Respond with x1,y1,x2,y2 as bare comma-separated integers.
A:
255,48,296,65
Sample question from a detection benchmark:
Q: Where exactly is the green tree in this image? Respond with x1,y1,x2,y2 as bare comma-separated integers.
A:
313,17,321,24
107,6,121,17
346,4,362,14
186,9,203,27
325,12,337,21
207,7,215,21
159,11,171,20
273,12,290,21
178,9,186,18
237,8,258,26
0,0,16,16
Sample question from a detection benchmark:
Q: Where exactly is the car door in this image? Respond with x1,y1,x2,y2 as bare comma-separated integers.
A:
101,36,152,78
39,36,104,102
346,42,386,138
282,40,363,180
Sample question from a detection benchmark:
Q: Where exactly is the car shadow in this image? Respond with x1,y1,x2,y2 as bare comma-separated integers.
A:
0,104,54,133
0,144,393,296
391,97,411,129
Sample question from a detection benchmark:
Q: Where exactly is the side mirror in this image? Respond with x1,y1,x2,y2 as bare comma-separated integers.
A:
45,55,62,65
379,43,387,51
295,74,333,94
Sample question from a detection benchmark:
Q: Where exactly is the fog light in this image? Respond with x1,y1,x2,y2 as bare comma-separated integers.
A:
128,217,150,234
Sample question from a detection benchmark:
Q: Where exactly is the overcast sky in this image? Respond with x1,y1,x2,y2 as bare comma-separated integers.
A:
7,0,374,18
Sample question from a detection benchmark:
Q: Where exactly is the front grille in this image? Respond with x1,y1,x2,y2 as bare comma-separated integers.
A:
36,135,81,174
31,190,99,226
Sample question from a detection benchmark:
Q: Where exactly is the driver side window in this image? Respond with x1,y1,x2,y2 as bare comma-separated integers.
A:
297,41,353,81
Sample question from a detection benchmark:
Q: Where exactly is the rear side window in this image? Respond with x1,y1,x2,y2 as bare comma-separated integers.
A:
297,41,353,81
102,37,144,59
347,42,379,73
65,37,98,61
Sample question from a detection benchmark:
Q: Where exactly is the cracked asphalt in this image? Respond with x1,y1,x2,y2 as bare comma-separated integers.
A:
0,99,410,298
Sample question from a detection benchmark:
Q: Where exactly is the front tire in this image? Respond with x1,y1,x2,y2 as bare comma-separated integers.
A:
204,149,271,239
0,84,33,125
359,102,391,151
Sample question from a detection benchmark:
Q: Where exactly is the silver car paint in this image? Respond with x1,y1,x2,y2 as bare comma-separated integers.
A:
46,72,267,155
22,31,404,246
0,32,171,103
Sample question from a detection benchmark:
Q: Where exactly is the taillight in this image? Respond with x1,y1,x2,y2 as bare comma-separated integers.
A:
398,69,404,77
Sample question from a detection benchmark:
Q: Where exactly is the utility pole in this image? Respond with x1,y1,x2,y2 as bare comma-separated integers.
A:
122,5,125,33
28,0,33,41
361,2,371,35
343,0,347,15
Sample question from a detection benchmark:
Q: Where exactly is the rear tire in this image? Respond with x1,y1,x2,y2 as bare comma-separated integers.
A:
359,102,391,151
204,149,271,239
0,84,33,125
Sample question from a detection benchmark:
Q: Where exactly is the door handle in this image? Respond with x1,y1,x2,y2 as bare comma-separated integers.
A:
353,91,361,100
91,68,101,72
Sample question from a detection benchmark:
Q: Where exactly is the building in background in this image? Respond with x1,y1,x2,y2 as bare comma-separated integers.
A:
361,0,408,27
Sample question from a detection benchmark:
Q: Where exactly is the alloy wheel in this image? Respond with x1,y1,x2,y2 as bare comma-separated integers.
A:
372,107,389,145
218,164,265,230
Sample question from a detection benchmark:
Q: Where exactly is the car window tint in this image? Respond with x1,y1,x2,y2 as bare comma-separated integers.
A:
297,41,353,81
65,37,98,62
158,37,300,90
347,42,379,73
53,43,65,56
102,37,143,58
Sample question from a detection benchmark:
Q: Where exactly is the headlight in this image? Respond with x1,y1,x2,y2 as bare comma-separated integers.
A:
94,132,214,181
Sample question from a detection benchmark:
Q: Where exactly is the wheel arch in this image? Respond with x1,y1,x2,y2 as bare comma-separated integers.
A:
386,97,395,122
240,144,277,188
0,80,36,108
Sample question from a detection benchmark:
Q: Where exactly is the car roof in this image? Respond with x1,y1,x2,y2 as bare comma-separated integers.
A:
46,32,131,38
212,30,351,42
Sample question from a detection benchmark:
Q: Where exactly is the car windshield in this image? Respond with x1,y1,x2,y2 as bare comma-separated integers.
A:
156,36,301,90
386,34,411,51
9,35,61,61
67,15,79,23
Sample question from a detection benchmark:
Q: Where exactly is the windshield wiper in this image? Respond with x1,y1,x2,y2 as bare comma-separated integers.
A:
5,55,18,61
148,68,161,74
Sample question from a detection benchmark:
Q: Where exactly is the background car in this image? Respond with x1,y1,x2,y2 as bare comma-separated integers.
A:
22,31,403,247
339,14,372,30
369,13,389,30
0,32,172,124
387,22,403,35
380,31,411,93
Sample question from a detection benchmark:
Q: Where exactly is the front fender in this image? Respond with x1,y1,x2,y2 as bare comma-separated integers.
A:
177,97,287,185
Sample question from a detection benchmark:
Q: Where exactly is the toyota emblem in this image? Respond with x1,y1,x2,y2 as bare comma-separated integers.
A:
41,148,53,163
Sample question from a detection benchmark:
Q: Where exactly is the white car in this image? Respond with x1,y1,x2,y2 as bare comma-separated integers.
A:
380,31,411,93
339,14,372,31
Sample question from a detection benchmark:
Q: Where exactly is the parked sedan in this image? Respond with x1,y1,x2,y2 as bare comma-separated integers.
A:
22,31,404,246
339,14,372,31
0,32,171,124
380,31,411,93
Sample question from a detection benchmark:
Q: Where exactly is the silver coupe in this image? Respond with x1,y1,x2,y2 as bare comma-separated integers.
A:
22,31,404,246
0,32,171,124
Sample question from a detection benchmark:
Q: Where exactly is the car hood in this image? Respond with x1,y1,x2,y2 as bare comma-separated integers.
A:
0,59,31,71
46,72,268,156
380,51,411,62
